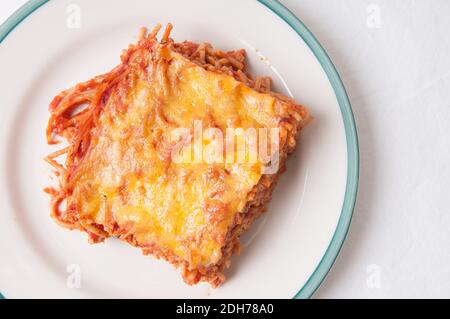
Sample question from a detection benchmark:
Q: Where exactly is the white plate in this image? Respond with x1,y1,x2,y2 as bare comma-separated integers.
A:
0,0,358,298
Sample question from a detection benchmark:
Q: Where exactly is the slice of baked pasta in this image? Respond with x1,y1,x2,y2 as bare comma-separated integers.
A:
45,24,310,287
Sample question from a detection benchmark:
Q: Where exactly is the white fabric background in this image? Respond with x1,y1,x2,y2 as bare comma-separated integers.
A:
1,0,449,298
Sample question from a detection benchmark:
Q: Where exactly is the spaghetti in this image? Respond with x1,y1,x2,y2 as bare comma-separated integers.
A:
45,24,309,286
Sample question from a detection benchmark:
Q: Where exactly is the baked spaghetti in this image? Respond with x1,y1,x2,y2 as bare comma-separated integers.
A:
45,24,310,287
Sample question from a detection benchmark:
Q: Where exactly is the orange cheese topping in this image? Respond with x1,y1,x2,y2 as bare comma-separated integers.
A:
69,45,285,267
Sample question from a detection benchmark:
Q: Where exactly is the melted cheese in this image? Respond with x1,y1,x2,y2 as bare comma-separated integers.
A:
70,45,283,267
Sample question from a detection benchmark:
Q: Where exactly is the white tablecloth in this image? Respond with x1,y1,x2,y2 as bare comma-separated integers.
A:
2,0,449,298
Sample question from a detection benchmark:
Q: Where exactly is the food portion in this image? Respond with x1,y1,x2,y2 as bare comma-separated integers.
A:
45,24,309,287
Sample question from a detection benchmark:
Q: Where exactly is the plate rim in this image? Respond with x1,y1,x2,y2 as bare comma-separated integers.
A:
0,0,359,299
